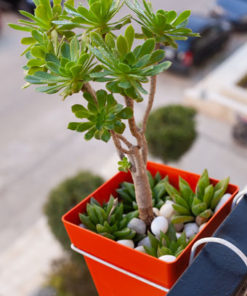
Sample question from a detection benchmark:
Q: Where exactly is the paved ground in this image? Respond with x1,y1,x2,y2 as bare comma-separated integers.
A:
0,1,247,295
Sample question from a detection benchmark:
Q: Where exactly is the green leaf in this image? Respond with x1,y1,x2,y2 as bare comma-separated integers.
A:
21,37,36,45
117,107,133,119
138,38,155,57
125,25,135,51
173,10,191,26
105,33,115,49
117,35,129,57
9,24,32,32
196,169,210,201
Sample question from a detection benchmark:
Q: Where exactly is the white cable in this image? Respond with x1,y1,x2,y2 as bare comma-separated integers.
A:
71,244,169,293
189,237,247,268
232,187,247,210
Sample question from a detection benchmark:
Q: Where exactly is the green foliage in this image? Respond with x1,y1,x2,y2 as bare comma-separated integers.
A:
144,224,189,258
79,197,139,240
45,258,98,296
118,156,132,172
164,170,230,224
126,0,199,48
44,171,104,253
25,36,96,99
54,0,131,34
117,171,169,212
68,90,133,142
89,27,171,101
146,105,197,162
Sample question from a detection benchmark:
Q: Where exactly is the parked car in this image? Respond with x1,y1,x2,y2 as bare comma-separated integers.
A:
0,0,55,14
162,15,231,75
211,0,247,31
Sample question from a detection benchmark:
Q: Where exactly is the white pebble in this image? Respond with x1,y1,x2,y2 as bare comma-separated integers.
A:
79,223,86,229
176,232,182,239
214,193,232,213
135,246,146,253
160,202,175,219
153,207,160,216
117,240,134,248
137,236,151,248
159,255,176,262
151,216,168,237
199,223,207,232
184,223,199,238
128,218,146,234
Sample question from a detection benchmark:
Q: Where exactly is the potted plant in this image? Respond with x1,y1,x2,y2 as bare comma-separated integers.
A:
11,0,239,295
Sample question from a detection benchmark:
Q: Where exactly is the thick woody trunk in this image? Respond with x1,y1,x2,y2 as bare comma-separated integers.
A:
131,148,154,226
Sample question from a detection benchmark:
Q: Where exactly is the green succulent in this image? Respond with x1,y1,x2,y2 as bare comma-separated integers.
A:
117,171,169,213
164,170,230,225
68,90,133,142
25,36,97,99
53,0,131,34
126,0,199,48
89,27,171,101
79,196,139,240
118,157,132,172
144,224,189,258
9,0,75,44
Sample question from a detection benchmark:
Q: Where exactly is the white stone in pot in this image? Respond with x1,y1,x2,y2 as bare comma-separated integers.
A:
79,223,86,229
117,240,134,248
176,232,182,239
159,255,176,262
137,236,151,248
151,216,168,237
135,246,146,253
184,223,199,239
198,223,207,232
153,207,160,216
128,218,146,234
160,201,176,219
214,193,232,213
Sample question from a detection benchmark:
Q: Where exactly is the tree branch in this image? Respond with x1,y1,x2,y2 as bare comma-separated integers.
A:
124,96,143,147
82,82,98,105
116,133,133,149
142,43,160,133
110,131,132,156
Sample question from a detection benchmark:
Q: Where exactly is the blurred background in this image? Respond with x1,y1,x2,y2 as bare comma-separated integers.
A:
0,0,247,295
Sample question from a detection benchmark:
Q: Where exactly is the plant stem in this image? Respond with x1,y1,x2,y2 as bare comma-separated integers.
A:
82,82,97,104
131,147,154,225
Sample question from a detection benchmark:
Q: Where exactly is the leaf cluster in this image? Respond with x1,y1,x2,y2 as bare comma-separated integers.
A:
9,0,74,38
118,157,132,172
144,224,189,258
117,171,170,212
89,27,171,101
68,90,133,142
164,170,230,224
25,36,96,99
79,197,139,240
54,0,131,34
126,0,199,48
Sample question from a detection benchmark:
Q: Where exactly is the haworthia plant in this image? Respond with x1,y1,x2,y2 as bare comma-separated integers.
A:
79,197,139,240
144,224,190,258
164,170,230,225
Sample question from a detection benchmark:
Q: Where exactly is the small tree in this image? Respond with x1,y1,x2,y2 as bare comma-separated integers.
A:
11,0,198,225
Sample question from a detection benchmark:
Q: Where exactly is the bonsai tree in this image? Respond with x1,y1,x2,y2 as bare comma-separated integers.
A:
10,0,198,225
146,105,197,163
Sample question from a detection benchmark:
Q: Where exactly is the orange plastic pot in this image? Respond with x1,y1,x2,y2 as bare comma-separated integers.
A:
62,162,239,296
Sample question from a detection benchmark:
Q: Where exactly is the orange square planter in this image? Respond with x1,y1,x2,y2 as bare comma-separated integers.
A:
62,162,239,296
